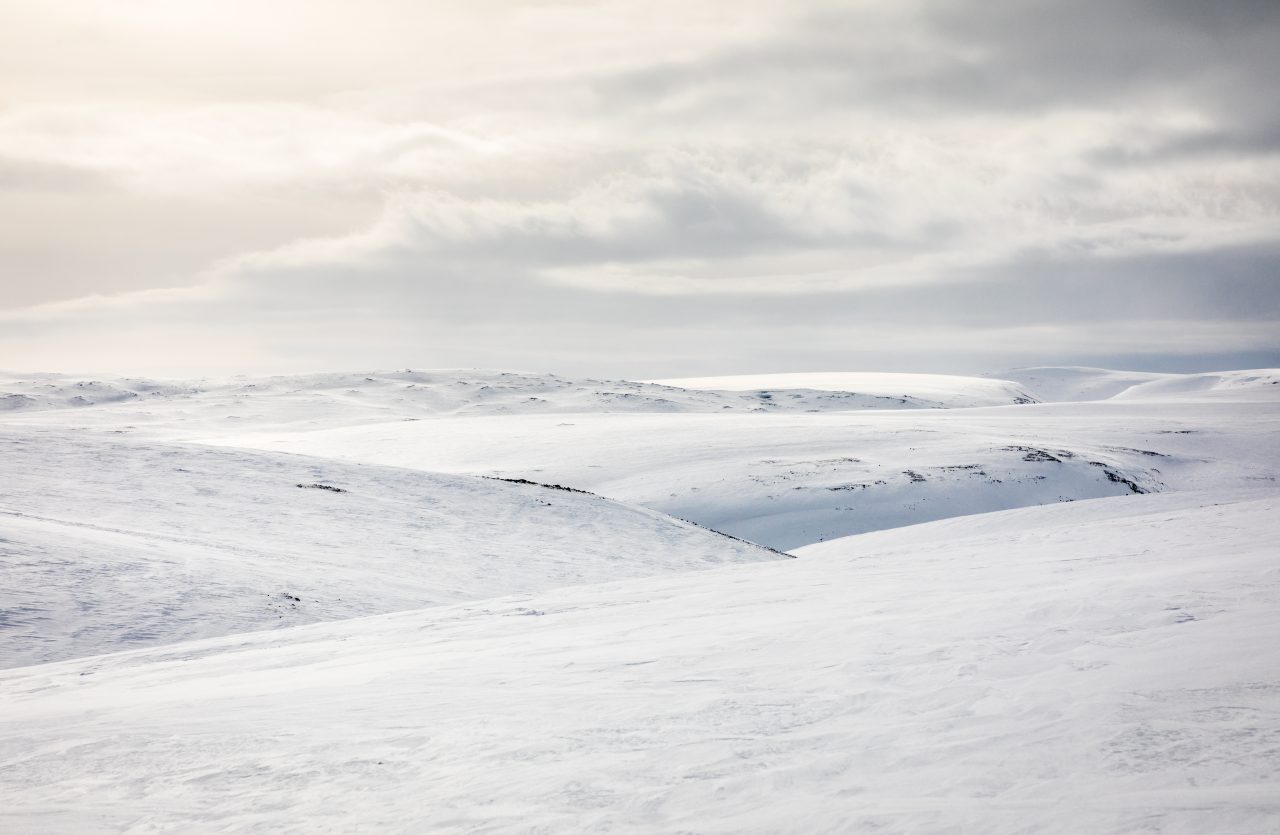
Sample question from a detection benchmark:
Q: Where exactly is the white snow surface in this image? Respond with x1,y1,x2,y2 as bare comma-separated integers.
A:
650,371,1038,407
6,368,1277,551
993,366,1280,403
2,365,1278,833
992,366,1175,401
1114,369,1280,401
205,398,1280,550
1,491,1276,834
0,368,1021,429
0,427,780,668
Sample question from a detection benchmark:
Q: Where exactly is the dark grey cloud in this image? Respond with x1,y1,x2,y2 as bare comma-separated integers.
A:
79,235,1273,346
925,0,1280,101
1089,121,1280,165
850,242,1280,326
592,0,1280,136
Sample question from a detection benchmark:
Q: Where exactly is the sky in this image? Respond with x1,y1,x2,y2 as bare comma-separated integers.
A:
1,0,1277,378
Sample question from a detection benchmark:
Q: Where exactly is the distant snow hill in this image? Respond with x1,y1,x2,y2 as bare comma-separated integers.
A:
0,369,1038,430
651,371,1039,407
211,394,1280,550
4,368,1276,551
0,428,782,668
2,491,1275,834
993,366,1280,403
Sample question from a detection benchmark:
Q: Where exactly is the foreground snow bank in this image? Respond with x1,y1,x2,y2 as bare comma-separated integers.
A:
2,491,1276,834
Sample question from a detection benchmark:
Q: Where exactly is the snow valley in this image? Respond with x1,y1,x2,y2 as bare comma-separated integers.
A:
1,367,1278,833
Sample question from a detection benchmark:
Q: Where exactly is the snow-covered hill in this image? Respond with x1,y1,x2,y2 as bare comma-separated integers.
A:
212,397,1280,550
0,428,781,668
7,369,1273,551
652,371,1039,407
0,369,1034,434
995,366,1280,403
11,368,1274,551
0,375,201,412
992,366,1172,401
2,491,1275,834
1114,369,1280,401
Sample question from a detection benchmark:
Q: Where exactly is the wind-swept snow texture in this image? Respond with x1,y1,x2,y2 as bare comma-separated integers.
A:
1,492,1276,834
0,428,780,668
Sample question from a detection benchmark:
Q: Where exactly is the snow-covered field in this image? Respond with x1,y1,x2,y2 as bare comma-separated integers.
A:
1,366,1278,833
2,492,1276,834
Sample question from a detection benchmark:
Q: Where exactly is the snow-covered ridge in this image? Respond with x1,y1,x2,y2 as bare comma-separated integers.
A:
0,375,200,412
1115,369,1280,400
651,371,1039,407
4,369,1274,428
2,492,1275,833
994,366,1280,402
0,368,1038,428
0,427,781,668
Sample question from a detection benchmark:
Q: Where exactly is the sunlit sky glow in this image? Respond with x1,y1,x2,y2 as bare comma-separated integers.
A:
2,0,1277,376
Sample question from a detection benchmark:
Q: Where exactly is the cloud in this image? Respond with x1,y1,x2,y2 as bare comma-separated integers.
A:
0,0,1277,375
586,0,1279,126
0,155,116,193
4,197,1276,377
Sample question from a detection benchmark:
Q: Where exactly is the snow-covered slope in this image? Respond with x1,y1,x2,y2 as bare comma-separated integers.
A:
0,375,200,412
1114,369,1280,402
993,367,1171,402
2,491,1276,834
651,371,1038,407
995,366,1280,403
0,427,781,668
215,398,1280,550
